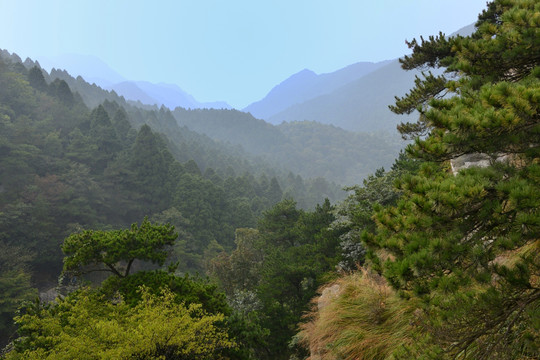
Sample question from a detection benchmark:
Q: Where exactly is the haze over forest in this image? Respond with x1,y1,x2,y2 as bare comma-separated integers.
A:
1,0,487,108
1,1,538,359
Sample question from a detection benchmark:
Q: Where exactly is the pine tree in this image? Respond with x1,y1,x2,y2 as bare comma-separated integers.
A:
27,66,47,92
89,105,121,172
365,1,540,358
49,78,74,105
128,124,173,214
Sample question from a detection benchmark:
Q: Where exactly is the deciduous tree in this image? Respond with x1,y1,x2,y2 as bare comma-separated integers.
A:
5,287,234,360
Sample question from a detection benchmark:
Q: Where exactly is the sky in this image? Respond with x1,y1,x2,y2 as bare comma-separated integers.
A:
0,0,488,108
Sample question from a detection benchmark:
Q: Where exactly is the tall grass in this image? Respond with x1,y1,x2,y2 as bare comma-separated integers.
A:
298,269,421,360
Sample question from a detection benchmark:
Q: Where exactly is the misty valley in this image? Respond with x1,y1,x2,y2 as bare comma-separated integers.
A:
1,0,539,359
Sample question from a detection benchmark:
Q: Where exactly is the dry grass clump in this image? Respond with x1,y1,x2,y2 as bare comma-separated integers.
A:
298,269,419,360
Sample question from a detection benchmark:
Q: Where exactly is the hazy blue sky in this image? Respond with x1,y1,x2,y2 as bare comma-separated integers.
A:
1,0,488,108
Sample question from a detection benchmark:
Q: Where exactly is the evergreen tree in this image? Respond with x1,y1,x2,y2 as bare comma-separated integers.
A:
0,243,36,347
63,219,175,275
89,105,121,172
27,66,47,92
111,108,131,141
255,200,343,359
49,78,74,105
184,159,202,176
365,1,540,358
266,177,283,205
128,124,173,214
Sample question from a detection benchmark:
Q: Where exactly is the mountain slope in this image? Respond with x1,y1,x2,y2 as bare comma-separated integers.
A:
173,108,289,155
243,61,390,120
268,59,419,132
173,108,405,185
39,53,126,88
0,50,346,286
40,53,231,110
108,81,232,110
106,81,160,106
264,23,476,132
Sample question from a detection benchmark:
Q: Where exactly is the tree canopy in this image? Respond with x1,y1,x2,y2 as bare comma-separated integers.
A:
366,0,540,358
5,287,234,360
299,1,539,358
62,218,177,278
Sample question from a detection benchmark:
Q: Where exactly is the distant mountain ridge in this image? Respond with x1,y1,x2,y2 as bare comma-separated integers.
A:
39,53,231,110
105,81,232,110
246,23,476,132
268,59,420,132
39,53,127,87
243,60,391,119
242,58,419,132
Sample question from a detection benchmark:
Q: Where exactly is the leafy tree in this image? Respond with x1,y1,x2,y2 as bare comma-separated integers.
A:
5,287,234,360
208,228,264,296
363,1,540,358
62,218,177,278
208,200,345,359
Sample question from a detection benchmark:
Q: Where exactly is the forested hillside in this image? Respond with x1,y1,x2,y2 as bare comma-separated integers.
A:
2,1,537,359
299,1,540,359
8,49,407,188
0,52,342,350
173,108,404,185
4,50,344,206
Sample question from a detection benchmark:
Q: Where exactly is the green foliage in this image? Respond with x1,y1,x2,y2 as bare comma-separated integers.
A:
362,1,540,358
208,228,264,296
224,308,270,360
331,152,421,272
26,66,47,92
62,218,177,278
0,243,37,347
88,105,121,172
298,2,539,359
0,49,329,288
173,108,405,186
100,270,230,315
43,65,342,208
4,219,266,359
0,47,361,355
4,287,234,360
49,79,74,106
209,200,345,359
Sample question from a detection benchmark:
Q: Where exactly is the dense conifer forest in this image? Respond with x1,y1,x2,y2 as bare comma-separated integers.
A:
0,0,538,359
0,48,342,353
